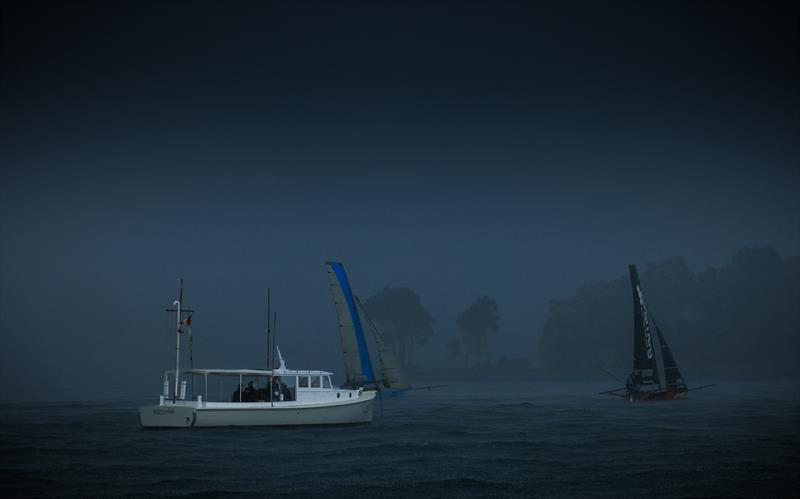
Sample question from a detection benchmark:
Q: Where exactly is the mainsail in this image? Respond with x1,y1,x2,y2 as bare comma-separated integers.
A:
356,296,411,390
325,261,375,386
629,265,664,391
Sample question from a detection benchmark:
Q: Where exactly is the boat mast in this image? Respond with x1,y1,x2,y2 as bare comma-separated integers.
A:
179,279,192,398
165,278,193,401
272,312,278,367
267,288,272,405
266,288,271,368
355,295,384,387
271,311,277,406
173,297,181,400
181,280,190,367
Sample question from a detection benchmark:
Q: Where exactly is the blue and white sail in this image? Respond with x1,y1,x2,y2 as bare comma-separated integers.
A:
325,261,375,387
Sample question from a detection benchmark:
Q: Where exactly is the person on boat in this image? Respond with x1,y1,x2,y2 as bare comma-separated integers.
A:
280,380,292,401
270,377,282,400
626,371,642,389
243,381,257,402
231,384,243,402
625,371,639,399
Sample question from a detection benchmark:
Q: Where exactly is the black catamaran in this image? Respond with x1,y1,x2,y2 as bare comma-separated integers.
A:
605,265,694,402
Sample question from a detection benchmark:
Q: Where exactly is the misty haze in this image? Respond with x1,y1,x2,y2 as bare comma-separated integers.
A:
1,1,798,497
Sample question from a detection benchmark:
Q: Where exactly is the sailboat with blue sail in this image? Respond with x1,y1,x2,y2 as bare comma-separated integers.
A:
325,261,412,392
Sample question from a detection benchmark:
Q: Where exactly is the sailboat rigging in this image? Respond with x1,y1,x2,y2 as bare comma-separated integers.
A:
355,295,411,390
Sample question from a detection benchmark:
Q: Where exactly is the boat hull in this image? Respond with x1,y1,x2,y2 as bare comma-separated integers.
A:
627,389,688,402
139,404,196,428
140,393,375,428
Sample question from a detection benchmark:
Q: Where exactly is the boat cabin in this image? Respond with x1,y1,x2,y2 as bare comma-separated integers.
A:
161,367,361,407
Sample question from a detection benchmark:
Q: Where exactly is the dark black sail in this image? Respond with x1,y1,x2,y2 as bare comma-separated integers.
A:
629,265,661,390
654,323,687,392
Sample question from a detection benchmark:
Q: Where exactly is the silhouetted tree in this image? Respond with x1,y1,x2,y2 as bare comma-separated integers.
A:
537,247,800,379
363,286,434,368
451,296,499,366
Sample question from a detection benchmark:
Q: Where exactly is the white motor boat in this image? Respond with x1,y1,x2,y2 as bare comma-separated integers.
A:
139,367,374,428
139,295,375,428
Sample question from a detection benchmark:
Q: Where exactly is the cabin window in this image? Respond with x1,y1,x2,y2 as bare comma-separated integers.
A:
299,376,309,388
323,376,331,389
311,376,321,388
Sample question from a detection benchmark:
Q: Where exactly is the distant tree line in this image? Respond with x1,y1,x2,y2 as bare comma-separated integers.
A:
361,287,501,369
538,247,800,379
448,296,499,366
363,286,435,368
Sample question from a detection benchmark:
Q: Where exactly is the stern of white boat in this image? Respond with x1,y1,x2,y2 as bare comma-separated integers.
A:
139,402,196,428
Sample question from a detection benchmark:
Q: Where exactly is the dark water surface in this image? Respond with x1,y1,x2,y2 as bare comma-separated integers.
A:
1,381,798,498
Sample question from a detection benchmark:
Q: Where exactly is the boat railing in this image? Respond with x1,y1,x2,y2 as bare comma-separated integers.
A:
161,368,343,406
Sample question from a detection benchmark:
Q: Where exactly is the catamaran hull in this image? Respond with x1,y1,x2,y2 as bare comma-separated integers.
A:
627,390,688,402
140,396,374,428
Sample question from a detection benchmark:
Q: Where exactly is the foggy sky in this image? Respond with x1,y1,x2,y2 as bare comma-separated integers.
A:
1,1,798,399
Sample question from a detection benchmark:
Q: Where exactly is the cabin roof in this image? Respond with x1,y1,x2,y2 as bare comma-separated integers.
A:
165,368,333,376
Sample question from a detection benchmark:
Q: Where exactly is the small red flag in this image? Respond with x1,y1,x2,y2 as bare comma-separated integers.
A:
180,315,192,326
